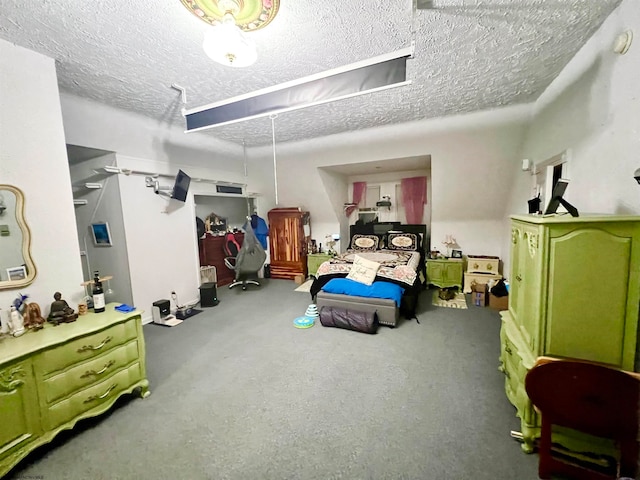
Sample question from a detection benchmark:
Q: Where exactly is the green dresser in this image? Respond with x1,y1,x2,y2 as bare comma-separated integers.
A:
426,258,463,289
307,253,333,278
0,305,149,478
500,215,640,455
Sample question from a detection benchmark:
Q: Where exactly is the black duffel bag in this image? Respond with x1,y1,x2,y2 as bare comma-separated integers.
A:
319,306,378,334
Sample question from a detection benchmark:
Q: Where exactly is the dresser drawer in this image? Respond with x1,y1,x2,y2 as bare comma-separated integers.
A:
466,255,500,274
43,340,140,405
502,342,521,397
45,363,142,430
40,320,138,375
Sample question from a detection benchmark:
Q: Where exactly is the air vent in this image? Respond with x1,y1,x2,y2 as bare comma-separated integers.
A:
216,185,243,194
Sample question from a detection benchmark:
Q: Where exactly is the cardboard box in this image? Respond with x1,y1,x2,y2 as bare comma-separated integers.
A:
464,272,502,293
489,293,509,311
294,274,306,285
472,291,488,307
471,282,488,306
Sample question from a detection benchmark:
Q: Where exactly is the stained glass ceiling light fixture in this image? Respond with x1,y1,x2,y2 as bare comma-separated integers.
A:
180,0,280,68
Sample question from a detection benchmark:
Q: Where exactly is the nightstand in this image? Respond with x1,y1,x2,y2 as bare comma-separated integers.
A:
426,258,463,289
307,253,333,277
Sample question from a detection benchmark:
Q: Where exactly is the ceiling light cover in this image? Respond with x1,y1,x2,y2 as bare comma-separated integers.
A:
180,0,279,31
202,13,257,67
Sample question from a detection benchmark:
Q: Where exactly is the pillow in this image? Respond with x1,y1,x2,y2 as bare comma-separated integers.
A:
346,255,380,285
322,278,405,306
386,233,418,251
350,234,380,251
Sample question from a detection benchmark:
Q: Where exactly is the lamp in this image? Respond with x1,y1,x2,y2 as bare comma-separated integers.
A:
180,0,280,68
203,1,256,67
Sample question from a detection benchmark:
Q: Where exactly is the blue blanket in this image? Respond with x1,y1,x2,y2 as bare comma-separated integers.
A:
321,278,405,307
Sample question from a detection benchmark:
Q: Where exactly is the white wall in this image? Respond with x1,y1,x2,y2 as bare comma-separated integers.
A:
251,104,530,265
69,153,133,306
0,39,85,322
504,0,640,272
58,93,260,321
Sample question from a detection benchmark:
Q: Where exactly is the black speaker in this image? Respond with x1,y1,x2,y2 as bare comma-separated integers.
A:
199,282,219,307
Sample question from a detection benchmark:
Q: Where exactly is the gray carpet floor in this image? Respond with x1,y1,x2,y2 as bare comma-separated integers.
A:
7,279,541,480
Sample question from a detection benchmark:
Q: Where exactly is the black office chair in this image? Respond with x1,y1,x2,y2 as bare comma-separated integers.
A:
223,222,266,290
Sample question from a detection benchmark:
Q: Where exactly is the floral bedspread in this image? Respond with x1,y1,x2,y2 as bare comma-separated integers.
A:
315,249,420,287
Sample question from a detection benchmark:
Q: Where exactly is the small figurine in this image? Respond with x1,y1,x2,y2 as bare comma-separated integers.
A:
48,292,78,324
8,305,25,337
23,302,45,330
77,301,88,316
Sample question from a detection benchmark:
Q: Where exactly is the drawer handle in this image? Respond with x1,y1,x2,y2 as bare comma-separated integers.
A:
515,274,522,282
84,383,117,403
505,346,513,355
486,264,493,271
81,360,116,378
77,336,113,353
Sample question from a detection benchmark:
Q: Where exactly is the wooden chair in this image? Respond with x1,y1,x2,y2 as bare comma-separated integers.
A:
525,358,640,480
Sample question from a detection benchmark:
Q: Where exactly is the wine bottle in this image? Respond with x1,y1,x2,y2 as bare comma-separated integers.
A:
92,271,105,313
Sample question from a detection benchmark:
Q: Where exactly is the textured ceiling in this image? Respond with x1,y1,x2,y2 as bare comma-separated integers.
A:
0,0,622,148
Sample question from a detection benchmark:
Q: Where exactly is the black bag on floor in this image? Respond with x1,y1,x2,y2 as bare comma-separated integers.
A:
319,306,378,334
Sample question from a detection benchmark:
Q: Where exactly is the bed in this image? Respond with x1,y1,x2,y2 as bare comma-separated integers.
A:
310,226,427,327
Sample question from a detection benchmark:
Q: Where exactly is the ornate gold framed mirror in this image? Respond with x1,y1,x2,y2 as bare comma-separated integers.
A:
0,184,37,289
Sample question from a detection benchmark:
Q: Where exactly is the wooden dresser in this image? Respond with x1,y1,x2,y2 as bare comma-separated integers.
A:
268,208,310,280
199,233,244,286
0,305,149,478
500,214,640,456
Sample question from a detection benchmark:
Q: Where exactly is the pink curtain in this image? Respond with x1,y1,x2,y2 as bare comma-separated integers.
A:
345,181,367,216
401,176,427,224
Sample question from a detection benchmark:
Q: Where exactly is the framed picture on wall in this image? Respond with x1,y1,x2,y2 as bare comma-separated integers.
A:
6,266,27,281
90,222,113,247
451,249,463,259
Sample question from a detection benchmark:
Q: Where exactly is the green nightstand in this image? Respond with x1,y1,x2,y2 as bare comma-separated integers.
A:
307,253,333,277
426,258,463,289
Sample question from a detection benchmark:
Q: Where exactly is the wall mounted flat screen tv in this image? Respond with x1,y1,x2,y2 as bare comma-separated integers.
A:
171,169,191,202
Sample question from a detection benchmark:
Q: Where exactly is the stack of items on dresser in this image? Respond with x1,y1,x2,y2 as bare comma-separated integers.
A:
464,255,508,310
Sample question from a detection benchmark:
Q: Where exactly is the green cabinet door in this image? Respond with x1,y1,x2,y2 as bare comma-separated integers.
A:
426,259,463,289
514,223,543,352
546,226,634,368
0,360,39,468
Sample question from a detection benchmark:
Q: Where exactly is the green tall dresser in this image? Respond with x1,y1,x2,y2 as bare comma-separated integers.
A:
0,304,149,478
499,215,640,455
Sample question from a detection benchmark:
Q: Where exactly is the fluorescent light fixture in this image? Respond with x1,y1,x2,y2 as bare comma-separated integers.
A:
183,46,414,132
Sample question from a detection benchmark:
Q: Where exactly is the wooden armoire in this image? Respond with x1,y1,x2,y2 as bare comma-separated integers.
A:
268,208,310,279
